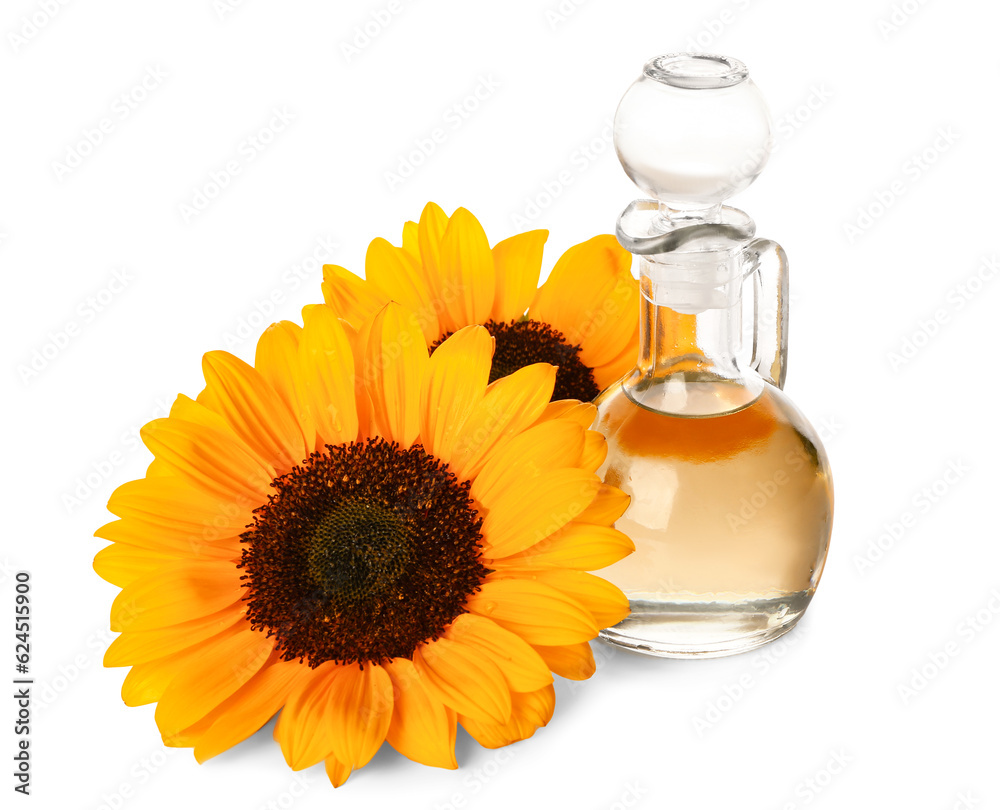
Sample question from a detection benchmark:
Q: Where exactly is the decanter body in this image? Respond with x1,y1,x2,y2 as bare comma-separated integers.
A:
596,54,833,657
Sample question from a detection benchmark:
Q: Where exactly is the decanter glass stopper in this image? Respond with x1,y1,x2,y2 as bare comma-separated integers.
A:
614,53,772,215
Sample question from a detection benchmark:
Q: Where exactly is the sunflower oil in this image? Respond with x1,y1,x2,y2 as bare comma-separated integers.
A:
594,379,833,657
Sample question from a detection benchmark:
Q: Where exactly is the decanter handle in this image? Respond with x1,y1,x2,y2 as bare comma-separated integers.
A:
745,238,788,389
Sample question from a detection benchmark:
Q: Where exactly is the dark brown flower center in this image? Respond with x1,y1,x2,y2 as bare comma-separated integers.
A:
239,437,488,667
432,318,600,402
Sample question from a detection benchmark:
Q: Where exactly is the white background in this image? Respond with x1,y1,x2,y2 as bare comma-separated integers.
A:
3,0,999,808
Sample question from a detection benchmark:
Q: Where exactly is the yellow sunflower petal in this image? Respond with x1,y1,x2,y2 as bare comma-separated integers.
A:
194,657,310,762
199,351,306,472
106,475,250,543
459,685,555,749
95,515,239,560
419,325,493,461
299,304,359,447
580,273,639,370
449,363,556,480
361,302,428,448
365,237,440,344
525,569,630,628
489,229,548,322
534,399,598,430
471,419,584,508
154,624,273,738
591,321,641,389
140,418,272,506
325,756,353,788
576,483,630,525
104,603,246,666
532,642,596,681
254,321,316,442
163,650,280,748
121,649,195,707
466,579,598,645
169,394,241,439
580,429,607,472
327,664,393,769
145,457,173,477
274,662,339,770
438,207,495,331
383,658,457,770
446,614,552,693
480,469,600,560
109,558,243,633
116,626,260,713
491,522,635,571
412,639,511,725
94,543,194,588
163,710,216,748
401,220,420,262
341,319,373,440
529,235,638,369
321,264,388,330
417,202,451,331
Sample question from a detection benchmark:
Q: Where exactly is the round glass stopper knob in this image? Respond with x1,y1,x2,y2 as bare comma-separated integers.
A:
614,54,773,208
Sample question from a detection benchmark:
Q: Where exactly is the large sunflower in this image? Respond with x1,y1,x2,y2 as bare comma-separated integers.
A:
322,203,640,402
95,302,633,788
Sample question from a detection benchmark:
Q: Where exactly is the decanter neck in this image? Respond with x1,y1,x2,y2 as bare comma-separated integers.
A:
637,266,739,377
625,248,765,415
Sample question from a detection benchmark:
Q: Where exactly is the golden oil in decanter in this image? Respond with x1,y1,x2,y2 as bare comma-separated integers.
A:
595,379,833,657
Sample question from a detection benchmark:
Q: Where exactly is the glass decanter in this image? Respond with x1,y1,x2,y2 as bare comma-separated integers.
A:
595,54,833,658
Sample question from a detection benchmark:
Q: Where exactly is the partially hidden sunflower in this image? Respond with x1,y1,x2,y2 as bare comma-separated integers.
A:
95,301,634,788
321,202,640,403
